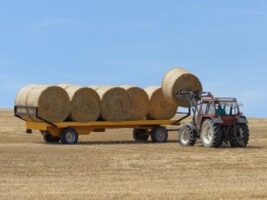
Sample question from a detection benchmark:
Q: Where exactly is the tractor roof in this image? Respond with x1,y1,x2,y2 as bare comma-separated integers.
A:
214,97,237,102
201,97,237,103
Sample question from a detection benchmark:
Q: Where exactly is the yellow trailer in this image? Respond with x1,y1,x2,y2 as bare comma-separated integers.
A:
15,106,190,144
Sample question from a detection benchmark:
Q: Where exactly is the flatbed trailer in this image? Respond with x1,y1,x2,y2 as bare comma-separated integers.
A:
15,106,190,144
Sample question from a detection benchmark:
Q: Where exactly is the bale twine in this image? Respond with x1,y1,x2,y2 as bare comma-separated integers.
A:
162,67,202,107
145,86,178,120
120,85,149,120
95,86,132,121
59,84,101,122
15,84,70,122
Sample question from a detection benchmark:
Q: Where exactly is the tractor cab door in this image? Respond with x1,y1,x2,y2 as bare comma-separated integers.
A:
195,103,208,130
195,102,216,130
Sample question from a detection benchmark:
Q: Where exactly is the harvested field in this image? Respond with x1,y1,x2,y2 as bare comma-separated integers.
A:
0,109,267,200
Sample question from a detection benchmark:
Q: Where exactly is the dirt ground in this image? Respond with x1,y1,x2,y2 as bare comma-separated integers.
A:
0,109,267,200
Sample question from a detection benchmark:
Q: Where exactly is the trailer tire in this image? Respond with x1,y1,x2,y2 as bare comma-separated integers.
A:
151,126,168,143
179,124,196,146
26,129,32,134
230,124,249,148
42,131,60,144
60,128,78,145
133,129,149,142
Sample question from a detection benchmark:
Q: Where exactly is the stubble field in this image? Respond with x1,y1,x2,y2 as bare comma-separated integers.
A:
0,109,267,200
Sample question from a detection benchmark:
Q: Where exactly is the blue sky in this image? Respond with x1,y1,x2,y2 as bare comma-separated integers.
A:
0,0,266,117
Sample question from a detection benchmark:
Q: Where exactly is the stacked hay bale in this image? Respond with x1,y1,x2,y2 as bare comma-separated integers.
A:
59,84,101,122
15,84,70,123
162,67,202,107
93,86,132,121
145,86,178,120
15,67,202,123
120,85,149,120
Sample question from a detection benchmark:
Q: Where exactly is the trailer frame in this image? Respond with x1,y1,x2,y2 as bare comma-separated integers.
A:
14,106,190,144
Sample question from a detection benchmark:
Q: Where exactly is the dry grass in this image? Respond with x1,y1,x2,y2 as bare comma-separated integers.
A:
0,109,267,200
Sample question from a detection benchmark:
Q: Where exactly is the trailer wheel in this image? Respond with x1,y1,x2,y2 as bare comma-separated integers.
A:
133,129,149,142
60,128,78,145
151,126,168,143
42,131,60,144
200,120,222,148
179,124,196,146
230,124,249,148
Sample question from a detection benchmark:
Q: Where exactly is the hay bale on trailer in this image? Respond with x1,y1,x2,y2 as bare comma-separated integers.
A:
59,84,101,122
162,67,202,107
145,86,178,120
15,84,38,121
120,85,149,120
15,84,70,123
89,85,102,90
95,86,132,121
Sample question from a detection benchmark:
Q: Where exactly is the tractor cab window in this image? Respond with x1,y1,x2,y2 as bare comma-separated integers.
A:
201,103,208,114
219,101,239,115
207,103,215,115
195,104,200,116
198,101,216,115
196,102,209,115
215,103,226,115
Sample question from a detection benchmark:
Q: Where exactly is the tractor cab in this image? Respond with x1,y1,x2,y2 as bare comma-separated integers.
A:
195,97,241,130
203,97,240,116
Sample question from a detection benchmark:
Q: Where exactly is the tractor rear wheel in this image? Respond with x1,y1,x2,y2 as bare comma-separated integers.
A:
42,131,60,144
230,124,249,148
60,128,79,145
200,120,222,148
151,126,168,143
179,124,196,146
133,129,149,142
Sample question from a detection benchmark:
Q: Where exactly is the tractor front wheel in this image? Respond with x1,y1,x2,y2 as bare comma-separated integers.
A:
200,120,222,148
230,124,249,148
179,124,196,146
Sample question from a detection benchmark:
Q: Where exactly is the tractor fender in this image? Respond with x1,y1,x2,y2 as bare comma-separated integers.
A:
211,118,224,124
184,123,195,130
237,117,248,124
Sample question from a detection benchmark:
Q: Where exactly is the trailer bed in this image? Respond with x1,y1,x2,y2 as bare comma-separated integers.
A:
15,106,190,144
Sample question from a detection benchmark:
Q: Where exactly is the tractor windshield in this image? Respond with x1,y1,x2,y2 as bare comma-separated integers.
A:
215,101,239,116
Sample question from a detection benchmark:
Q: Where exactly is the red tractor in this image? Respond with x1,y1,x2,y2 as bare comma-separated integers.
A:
177,91,249,148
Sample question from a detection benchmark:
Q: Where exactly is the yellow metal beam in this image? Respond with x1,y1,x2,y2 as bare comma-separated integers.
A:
25,121,48,131
55,120,179,128
25,119,180,137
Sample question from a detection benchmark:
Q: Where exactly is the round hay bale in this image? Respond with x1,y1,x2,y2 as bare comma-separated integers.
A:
145,86,178,120
15,84,38,103
162,67,203,107
59,84,101,122
15,85,70,122
58,83,72,88
89,85,104,90
95,86,132,121
120,85,149,120
15,84,39,121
